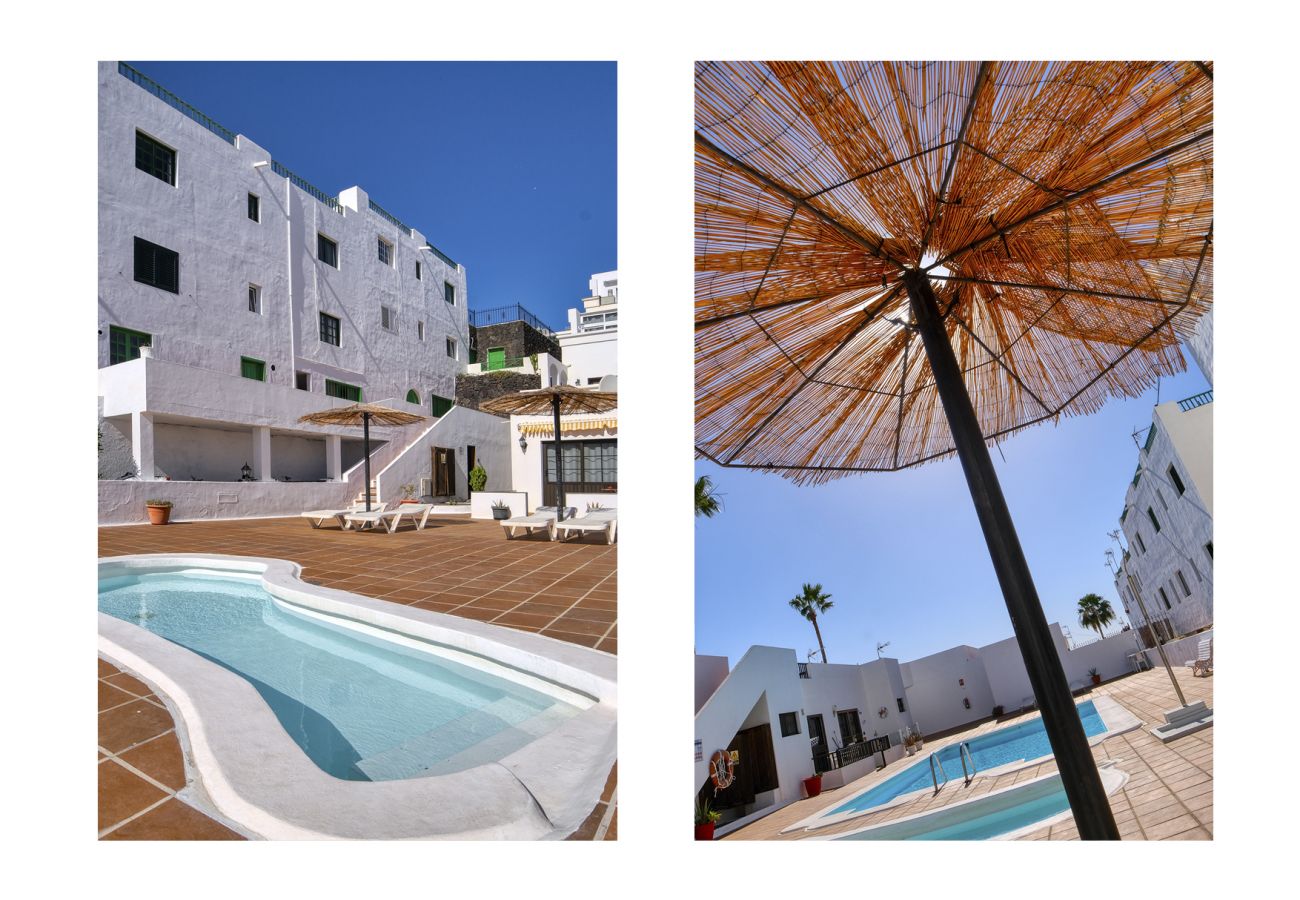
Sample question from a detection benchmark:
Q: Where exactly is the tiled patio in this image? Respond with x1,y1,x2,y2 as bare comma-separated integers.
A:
720,666,1212,841
98,513,617,840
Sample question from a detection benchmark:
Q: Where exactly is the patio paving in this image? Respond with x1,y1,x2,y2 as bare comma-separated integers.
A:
98,514,617,840
719,666,1212,841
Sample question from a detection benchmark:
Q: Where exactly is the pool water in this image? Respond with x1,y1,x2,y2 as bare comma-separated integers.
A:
99,572,583,782
825,700,1107,817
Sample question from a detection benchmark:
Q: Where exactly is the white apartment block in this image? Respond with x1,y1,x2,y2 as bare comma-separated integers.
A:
1112,392,1214,641
558,270,618,388
98,62,511,522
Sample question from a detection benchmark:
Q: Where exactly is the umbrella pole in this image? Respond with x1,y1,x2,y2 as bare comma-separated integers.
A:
553,394,566,522
363,411,372,512
903,270,1120,840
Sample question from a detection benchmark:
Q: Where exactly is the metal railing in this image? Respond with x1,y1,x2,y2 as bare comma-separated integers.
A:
270,160,342,213
812,735,891,774
1143,423,1157,452
369,199,413,237
797,663,810,679
482,354,525,372
118,63,236,145
1177,390,1213,412
958,742,977,785
470,304,556,336
929,752,949,794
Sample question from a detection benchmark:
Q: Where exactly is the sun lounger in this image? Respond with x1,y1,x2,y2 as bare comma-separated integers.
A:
500,506,575,540
1185,637,1212,677
342,504,433,533
554,508,617,544
300,500,387,528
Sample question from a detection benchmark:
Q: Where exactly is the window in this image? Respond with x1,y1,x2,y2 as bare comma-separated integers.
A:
444,281,456,305
1168,465,1186,496
417,320,425,341
405,389,420,405
896,697,906,713
836,709,864,745
1204,541,1213,561
240,356,266,382
446,337,457,359
778,712,801,737
247,283,261,314
542,439,616,505
295,371,311,391
135,131,175,185
317,233,338,268
381,305,396,332
247,193,260,223
108,326,151,365
1176,570,1191,597
377,237,393,266
324,379,361,402
415,260,422,280
1147,507,1161,533
1134,531,1146,554
1158,587,1171,610
430,395,454,417
133,237,179,293
319,312,340,346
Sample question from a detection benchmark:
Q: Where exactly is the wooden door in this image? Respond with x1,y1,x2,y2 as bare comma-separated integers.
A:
432,446,454,497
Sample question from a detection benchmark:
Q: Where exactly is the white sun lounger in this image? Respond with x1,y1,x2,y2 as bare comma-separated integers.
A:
300,500,387,528
343,504,433,533
1185,637,1213,677
555,508,617,544
500,506,575,540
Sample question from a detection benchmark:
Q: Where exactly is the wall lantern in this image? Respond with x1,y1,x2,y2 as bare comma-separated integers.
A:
518,433,528,453
958,677,965,687
241,462,253,481
963,697,972,710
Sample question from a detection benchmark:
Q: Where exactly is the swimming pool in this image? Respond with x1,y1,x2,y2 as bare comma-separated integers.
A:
821,700,1108,820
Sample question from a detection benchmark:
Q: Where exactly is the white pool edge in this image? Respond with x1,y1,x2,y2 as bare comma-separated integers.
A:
98,553,618,841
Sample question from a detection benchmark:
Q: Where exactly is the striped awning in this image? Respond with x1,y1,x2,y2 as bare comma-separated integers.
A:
518,416,617,437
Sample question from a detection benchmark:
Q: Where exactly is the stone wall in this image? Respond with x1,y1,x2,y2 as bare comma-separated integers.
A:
455,370,541,411
470,321,562,362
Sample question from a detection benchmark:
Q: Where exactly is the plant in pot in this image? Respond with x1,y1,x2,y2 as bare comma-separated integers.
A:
694,798,721,841
903,730,918,756
491,500,512,520
1089,667,1102,686
468,463,488,494
145,499,172,525
399,483,419,505
802,772,823,798
992,704,1005,718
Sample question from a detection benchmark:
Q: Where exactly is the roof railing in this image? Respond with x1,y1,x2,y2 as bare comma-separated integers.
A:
117,62,236,145
270,160,342,214
470,304,555,336
1177,390,1213,412
369,199,413,237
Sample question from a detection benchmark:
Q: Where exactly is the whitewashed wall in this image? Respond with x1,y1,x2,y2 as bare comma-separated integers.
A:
695,654,730,714
373,407,510,504
900,645,996,735
99,478,353,525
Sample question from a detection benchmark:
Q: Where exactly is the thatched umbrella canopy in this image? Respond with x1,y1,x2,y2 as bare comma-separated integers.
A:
481,386,618,520
298,402,426,510
695,61,1212,840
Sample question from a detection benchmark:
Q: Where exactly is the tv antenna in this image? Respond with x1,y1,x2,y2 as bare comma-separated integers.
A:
876,641,891,658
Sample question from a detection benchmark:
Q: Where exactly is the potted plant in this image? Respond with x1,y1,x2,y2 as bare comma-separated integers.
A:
694,798,721,841
903,731,918,756
992,704,1005,718
802,773,823,798
468,463,488,493
145,499,172,525
1089,667,1102,686
399,483,420,505
491,500,512,520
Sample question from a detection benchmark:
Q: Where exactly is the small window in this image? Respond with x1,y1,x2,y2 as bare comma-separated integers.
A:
446,337,457,359
415,260,422,280
248,283,261,314
324,379,361,402
778,712,801,738
1134,531,1147,554
1168,465,1186,496
135,131,175,185
1158,587,1171,610
1176,570,1191,597
381,305,396,332
247,193,260,223
1147,507,1161,533
377,237,393,266
896,697,906,713
1204,541,1213,561
317,233,338,268
240,356,266,382
430,394,453,417
108,326,151,365
405,389,420,405
295,371,311,391
319,312,341,346
444,281,456,305
133,237,179,293
417,320,425,341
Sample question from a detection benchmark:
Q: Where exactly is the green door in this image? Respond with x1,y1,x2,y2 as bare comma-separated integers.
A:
486,347,506,370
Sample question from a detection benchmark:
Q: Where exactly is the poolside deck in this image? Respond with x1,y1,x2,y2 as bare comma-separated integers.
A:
719,666,1212,841
98,514,617,840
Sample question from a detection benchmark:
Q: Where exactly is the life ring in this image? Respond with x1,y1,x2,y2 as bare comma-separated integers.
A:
709,750,737,793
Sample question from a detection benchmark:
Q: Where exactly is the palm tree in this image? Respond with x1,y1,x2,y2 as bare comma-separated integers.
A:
695,475,723,518
789,583,834,663
1077,593,1117,641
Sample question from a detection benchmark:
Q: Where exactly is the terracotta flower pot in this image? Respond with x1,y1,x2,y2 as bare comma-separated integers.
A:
1091,674,1102,685
146,504,171,525
803,775,823,798
694,822,716,841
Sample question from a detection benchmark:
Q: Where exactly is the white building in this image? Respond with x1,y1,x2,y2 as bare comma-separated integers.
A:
1112,391,1214,642
695,621,1149,833
557,270,618,388
98,61,512,523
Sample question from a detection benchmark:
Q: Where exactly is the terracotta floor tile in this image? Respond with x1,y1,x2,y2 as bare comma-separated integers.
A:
99,682,137,712
99,760,167,831
99,659,120,678
99,699,174,754
118,732,188,792
104,672,153,697
103,799,245,841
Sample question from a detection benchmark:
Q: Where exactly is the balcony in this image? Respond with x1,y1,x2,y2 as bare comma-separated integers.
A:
812,735,892,774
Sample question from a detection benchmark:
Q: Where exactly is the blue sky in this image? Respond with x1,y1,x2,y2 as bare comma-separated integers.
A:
126,61,616,330
695,359,1211,666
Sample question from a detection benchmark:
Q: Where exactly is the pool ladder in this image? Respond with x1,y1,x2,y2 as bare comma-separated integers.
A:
929,743,978,795
928,752,948,794
958,742,977,785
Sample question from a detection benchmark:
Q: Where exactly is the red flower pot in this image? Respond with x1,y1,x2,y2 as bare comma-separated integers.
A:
1091,674,1102,686
694,822,716,841
146,504,171,525
803,775,823,798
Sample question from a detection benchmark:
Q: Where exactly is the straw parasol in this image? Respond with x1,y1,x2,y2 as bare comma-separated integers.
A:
298,402,426,510
695,61,1211,840
480,386,618,521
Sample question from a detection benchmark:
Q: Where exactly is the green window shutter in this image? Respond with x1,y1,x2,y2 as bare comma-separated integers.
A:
108,326,152,365
325,379,361,402
430,395,453,417
240,357,266,381
405,389,419,404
